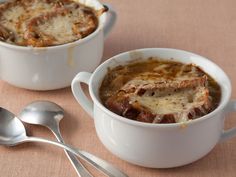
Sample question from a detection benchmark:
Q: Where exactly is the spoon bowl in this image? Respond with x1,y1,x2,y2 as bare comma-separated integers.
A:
19,101,64,128
0,107,27,146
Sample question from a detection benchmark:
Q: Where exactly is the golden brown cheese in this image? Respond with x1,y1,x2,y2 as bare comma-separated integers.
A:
100,58,221,124
0,0,104,47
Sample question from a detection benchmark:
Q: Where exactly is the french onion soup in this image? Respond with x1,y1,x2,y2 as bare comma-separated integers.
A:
99,58,221,124
0,0,107,47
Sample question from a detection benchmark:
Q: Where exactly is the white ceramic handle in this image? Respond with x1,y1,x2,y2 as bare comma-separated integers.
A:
220,100,236,142
103,4,117,38
71,72,93,118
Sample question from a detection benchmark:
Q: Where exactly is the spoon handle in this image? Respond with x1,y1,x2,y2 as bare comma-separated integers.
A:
52,128,92,177
25,136,128,177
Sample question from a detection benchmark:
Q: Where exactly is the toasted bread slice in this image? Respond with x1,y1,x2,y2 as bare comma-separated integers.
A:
105,75,212,123
120,72,207,95
25,5,97,46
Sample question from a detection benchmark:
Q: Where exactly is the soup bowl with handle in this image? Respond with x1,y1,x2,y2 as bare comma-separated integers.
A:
71,48,236,168
0,0,116,90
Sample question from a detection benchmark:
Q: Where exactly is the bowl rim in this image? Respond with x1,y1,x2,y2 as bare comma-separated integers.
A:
89,48,232,128
0,0,106,51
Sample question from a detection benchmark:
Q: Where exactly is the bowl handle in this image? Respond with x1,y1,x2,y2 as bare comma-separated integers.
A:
103,4,117,38
71,72,93,118
220,100,236,142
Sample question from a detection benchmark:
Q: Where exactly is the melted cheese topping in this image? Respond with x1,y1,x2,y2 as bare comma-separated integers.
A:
0,0,99,46
130,87,206,115
100,58,221,124
0,0,54,44
37,13,77,44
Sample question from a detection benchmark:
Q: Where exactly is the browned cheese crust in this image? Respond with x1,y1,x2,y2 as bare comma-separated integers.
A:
0,0,106,47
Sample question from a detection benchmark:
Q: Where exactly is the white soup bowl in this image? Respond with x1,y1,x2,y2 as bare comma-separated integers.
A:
71,48,236,168
0,0,116,90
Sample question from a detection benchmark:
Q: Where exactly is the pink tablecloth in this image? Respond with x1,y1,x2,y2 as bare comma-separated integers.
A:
0,0,236,176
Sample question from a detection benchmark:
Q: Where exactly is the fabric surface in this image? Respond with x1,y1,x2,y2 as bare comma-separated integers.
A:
0,0,236,176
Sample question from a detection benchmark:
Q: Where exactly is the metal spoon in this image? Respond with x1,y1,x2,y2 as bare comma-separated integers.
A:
19,101,92,177
0,107,128,177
